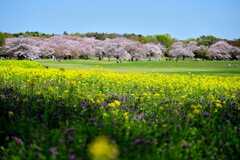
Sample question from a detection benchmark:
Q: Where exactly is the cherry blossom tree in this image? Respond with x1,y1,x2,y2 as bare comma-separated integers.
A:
38,38,56,59
208,41,236,60
134,42,148,61
103,38,130,61
229,45,240,60
145,43,164,61
124,40,146,61
169,42,194,60
92,39,104,60
5,37,41,59
186,41,208,60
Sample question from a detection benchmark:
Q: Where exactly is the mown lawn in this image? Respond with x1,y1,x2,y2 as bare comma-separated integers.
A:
39,58,240,75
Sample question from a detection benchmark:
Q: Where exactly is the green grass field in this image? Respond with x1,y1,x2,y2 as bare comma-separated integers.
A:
39,58,240,75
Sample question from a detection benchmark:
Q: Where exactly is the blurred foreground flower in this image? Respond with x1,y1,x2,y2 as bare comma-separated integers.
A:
8,111,14,117
88,135,119,160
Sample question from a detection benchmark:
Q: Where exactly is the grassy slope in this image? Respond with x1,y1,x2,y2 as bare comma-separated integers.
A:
39,58,240,75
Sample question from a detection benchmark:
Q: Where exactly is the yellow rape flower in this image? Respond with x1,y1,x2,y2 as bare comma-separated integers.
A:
178,102,183,106
188,113,194,119
113,100,120,107
162,124,167,128
174,110,178,115
103,113,108,117
9,111,14,117
191,105,197,110
22,98,28,102
216,103,222,108
154,93,160,97
88,135,119,160
197,104,202,109
207,94,215,100
108,103,115,108
193,109,200,114
123,112,128,120
96,100,101,104
35,91,41,96
111,110,119,115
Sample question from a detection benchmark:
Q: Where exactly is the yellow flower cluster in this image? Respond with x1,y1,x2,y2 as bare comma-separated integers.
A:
88,135,119,160
108,100,121,108
0,60,239,111
123,112,128,120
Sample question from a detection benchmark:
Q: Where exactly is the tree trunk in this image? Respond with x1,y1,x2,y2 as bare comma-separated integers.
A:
131,56,134,61
148,55,151,61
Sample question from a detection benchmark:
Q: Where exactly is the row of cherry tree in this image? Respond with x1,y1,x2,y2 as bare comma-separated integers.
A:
2,36,165,61
169,41,240,60
1,35,240,60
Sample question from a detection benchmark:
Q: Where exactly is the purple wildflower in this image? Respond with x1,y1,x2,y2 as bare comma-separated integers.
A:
67,127,75,132
41,137,46,141
68,136,74,142
11,136,22,144
43,126,48,130
134,117,138,121
220,141,224,147
183,142,189,148
162,118,168,123
49,147,58,156
59,139,65,144
226,120,230,124
69,154,76,160
171,116,176,122
203,112,209,117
